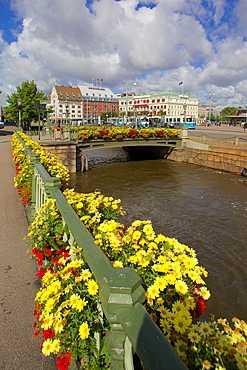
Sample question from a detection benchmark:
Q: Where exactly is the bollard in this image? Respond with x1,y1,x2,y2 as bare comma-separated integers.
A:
81,155,89,171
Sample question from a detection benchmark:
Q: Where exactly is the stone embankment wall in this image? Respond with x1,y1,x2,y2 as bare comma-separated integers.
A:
41,141,80,173
166,141,247,175
41,140,247,176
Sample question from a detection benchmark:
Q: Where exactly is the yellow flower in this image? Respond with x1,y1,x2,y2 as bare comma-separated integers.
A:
174,339,187,357
157,255,167,264
172,301,186,314
44,297,56,313
41,313,54,330
175,280,188,295
160,319,172,333
86,279,99,296
81,269,92,280
113,260,123,268
127,255,138,264
132,230,142,241
198,286,211,300
70,293,80,308
198,322,214,337
182,256,198,270
147,285,160,299
54,319,65,334
51,339,60,354
158,306,170,317
143,223,154,234
76,299,88,311
164,273,176,284
154,277,167,291
173,315,191,334
202,360,212,369
156,297,164,305
42,339,53,356
148,241,158,250
188,331,201,343
138,259,149,267
79,322,90,340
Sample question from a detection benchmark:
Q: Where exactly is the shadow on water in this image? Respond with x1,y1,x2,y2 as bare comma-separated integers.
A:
69,149,247,322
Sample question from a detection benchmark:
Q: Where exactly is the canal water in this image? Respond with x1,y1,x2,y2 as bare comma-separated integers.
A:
68,156,247,322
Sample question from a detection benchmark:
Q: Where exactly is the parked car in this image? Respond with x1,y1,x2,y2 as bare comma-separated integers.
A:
0,121,4,129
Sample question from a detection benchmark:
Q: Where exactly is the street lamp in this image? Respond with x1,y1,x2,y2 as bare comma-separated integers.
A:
126,82,128,125
17,98,22,130
205,92,215,122
183,103,187,128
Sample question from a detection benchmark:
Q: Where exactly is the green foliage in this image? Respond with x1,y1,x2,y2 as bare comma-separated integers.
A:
6,80,46,125
220,106,238,120
100,111,118,122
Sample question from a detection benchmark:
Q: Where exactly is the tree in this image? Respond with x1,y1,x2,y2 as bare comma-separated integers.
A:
101,111,118,122
220,106,238,120
6,80,46,129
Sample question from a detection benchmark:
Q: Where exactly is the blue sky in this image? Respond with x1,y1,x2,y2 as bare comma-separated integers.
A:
1,0,247,107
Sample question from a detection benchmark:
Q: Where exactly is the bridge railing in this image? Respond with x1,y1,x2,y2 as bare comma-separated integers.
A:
18,134,187,370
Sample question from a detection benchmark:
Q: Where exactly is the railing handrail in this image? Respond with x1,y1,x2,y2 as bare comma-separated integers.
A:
17,133,187,370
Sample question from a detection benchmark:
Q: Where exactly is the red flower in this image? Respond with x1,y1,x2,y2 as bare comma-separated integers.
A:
42,328,55,339
36,267,47,279
190,297,207,318
36,252,45,260
44,247,52,256
32,247,39,255
56,351,71,370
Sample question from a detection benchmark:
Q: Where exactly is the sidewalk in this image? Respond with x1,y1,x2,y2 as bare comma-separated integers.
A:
0,127,55,369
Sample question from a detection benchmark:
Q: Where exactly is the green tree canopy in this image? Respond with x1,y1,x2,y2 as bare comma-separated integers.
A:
6,80,46,126
101,111,118,122
220,106,238,118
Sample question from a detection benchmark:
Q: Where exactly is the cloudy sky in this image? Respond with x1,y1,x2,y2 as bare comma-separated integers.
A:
1,0,247,107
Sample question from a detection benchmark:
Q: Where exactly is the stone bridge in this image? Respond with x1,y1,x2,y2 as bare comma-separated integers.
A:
77,137,182,152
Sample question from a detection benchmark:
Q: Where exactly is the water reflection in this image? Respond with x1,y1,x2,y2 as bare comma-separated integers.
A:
69,159,247,321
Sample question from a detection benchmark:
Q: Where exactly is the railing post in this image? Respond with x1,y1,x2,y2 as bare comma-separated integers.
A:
45,177,61,195
100,268,145,369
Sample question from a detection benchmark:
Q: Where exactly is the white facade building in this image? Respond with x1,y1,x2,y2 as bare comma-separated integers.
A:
118,91,198,124
49,84,118,125
49,85,83,124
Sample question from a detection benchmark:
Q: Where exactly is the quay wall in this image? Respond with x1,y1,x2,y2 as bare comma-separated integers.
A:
40,140,247,176
41,141,80,173
165,141,247,175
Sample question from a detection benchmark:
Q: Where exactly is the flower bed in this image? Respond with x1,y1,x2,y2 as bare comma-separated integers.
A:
12,134,247,370
76,126,179,141
12,132,70,204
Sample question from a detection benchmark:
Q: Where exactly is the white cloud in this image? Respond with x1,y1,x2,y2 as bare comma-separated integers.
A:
0,0,247,106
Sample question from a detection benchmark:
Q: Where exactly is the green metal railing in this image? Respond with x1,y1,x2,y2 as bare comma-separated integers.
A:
19,134,187,370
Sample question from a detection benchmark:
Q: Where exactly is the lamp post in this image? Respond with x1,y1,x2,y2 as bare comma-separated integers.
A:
205,92,215,122
126,82,128,125
183,103,187,128
17,98,22,130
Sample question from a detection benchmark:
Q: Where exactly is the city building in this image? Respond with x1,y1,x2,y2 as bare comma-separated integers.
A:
118,91,198,125
49,84,118,125
78,85,119,125
226,107,247,125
